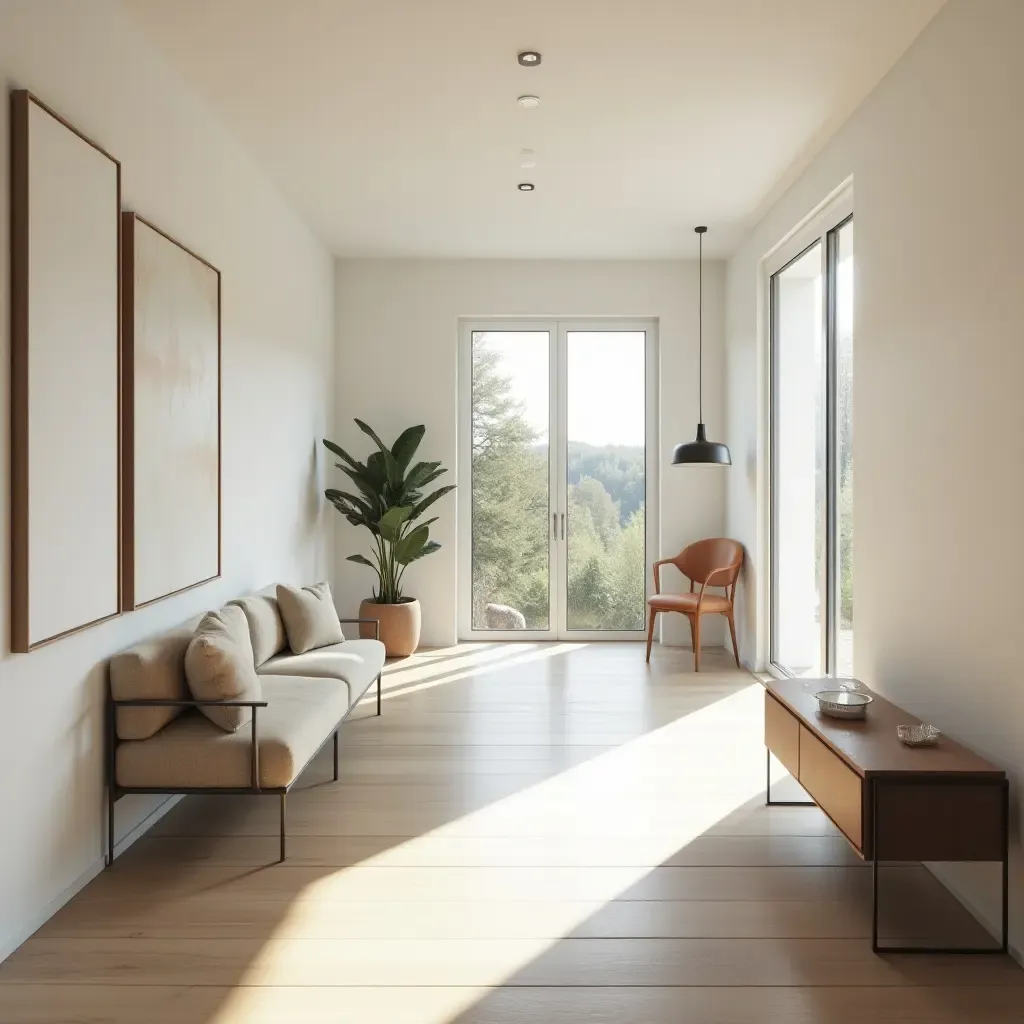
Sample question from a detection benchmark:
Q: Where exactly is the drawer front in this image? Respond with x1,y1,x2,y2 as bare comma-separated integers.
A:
798,725,864,851
764,692,800,779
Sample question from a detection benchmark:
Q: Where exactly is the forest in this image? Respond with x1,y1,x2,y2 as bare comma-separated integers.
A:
472,336,646,630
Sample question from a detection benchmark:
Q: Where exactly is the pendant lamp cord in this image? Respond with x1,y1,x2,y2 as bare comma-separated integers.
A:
698,228,703,424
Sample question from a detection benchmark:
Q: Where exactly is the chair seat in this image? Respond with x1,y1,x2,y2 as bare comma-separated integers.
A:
648,592,732,614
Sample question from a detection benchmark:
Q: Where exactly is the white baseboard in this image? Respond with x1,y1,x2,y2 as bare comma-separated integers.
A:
0,795,182,964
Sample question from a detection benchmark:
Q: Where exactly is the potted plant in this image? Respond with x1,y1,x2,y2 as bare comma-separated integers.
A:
323,420,454,657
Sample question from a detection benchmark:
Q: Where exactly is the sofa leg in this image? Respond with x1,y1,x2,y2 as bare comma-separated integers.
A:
333,730,339,781
376,673,382,716
106,787,115,867
279,793,287,862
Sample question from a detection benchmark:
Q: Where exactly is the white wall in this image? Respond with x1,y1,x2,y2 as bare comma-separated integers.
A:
0,1,334,960
726,0,1024,949
334,259,727,648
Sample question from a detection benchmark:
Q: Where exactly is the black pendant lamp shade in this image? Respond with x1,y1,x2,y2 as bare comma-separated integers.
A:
672,422,732,465
672,225,732,466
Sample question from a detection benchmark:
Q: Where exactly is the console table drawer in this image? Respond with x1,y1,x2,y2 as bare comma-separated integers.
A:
798,725,864,851
764,692,800,778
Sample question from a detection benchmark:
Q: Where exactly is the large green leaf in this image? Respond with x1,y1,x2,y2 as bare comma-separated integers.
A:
339,465,385,507
394,524,429,564
391,425,425,472
406,540,441,563
409,484,456,521
334,507,378,531
325,489,376,519
354,418,390,454
366,450,402,492
346,553,376,568
363,450,388,485
322,438,364,473
412,467,447,490
325,487,381,525
403,461,442,493
378,505,413,540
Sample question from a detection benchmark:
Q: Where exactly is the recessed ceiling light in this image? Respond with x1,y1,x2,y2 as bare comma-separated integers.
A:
517,95,540,109
518,182,535,191
518,51,542,67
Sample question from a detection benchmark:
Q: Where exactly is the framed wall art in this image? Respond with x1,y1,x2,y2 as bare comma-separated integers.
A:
10,90,122,651
121,212,221,609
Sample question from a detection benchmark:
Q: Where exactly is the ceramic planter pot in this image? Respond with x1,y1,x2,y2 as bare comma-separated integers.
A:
358,598,421,657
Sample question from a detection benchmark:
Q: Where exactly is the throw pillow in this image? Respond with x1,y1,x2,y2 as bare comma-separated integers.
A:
110,627,193,740
229,589,287,667
184,605,263,732
277,581,344,654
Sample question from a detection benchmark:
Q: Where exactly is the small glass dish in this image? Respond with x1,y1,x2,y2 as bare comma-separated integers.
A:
897,723,940,747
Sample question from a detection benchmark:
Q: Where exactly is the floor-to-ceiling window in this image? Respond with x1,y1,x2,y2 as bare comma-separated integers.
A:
770,208,854,677
458,320,658,640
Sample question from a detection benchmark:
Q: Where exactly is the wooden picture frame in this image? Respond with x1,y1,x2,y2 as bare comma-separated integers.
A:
121,213,222,609
10,90,122,652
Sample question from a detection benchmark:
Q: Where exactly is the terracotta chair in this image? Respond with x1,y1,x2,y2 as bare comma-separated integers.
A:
646,538,744,671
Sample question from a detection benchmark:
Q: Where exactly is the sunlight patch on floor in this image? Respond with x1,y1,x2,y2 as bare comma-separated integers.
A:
365,642,589,703
217,681,768,1023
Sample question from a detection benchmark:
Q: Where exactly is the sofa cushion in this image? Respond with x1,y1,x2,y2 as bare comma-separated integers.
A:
185,606,263,732
259,639,385,706
115,676,348,789
230,587,287,667
277,581,345,654
110,628,194,740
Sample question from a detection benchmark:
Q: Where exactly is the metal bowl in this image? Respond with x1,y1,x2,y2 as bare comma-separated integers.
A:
814,689,873,720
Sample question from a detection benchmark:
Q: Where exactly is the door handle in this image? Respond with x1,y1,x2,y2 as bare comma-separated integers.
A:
560,513,565,540
553,512,558,539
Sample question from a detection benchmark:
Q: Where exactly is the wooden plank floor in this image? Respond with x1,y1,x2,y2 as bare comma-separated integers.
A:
1,642,1021,1023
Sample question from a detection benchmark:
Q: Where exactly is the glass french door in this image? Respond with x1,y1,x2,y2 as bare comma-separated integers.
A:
770,211,854,677
458,320,658,640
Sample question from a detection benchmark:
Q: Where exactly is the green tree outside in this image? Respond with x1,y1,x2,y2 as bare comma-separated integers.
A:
471,335,646,630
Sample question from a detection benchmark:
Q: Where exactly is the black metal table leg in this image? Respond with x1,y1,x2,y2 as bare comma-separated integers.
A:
1001,778,1010,954
376,673,382,716
872,777,880,952
765,746,815,806
871,776,1008,955
333,730,340,781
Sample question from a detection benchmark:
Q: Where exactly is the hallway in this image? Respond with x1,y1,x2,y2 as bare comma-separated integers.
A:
0,643,1021,1022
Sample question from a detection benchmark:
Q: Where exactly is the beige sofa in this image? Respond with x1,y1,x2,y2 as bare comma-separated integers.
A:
106,585,386,864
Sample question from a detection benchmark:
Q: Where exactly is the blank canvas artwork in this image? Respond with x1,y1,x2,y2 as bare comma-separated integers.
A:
10,92,121,651
123,214,221,608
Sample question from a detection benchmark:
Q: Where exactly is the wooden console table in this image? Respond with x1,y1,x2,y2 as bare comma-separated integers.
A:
763,678,1008,954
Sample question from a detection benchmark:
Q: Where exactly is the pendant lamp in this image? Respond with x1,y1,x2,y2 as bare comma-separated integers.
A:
671,225,732,466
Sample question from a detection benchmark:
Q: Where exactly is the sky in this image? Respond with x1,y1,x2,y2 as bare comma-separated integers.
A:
475,330,647,447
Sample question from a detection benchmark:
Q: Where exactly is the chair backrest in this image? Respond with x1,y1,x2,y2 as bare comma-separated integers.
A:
675,538,744,589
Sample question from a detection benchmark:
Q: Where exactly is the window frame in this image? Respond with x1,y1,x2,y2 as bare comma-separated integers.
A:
765,187,853,678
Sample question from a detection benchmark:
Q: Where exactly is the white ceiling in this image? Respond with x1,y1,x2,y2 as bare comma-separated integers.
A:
123,0,944,259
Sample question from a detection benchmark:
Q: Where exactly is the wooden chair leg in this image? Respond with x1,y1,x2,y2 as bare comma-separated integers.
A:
645,607,657,663
692,613,702,672
727,609,740,668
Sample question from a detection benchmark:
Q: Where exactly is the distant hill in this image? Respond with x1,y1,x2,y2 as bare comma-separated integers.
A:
531,441,645,523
